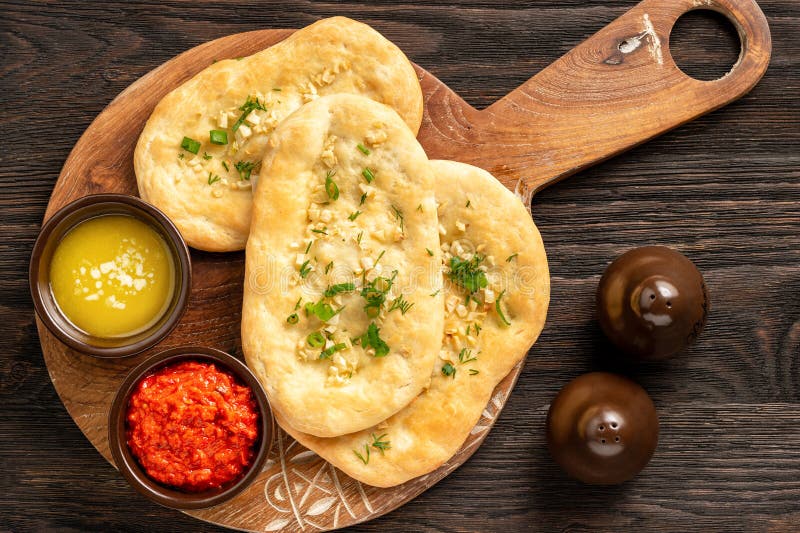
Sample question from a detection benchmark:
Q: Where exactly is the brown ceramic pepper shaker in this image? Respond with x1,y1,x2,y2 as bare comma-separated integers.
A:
546,372,659,484
597,246,709,360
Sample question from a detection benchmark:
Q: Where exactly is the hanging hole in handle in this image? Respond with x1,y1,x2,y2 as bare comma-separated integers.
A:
670,9,742,81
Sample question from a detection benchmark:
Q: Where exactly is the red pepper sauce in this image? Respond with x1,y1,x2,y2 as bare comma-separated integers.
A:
126,360,259,492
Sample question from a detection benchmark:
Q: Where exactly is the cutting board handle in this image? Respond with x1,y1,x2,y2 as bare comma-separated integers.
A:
481,0,771,194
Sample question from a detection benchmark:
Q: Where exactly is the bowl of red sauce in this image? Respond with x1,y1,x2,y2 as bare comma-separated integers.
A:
108,346,273,509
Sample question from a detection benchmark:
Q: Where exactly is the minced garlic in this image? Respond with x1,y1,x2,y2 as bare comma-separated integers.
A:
320,135,338,168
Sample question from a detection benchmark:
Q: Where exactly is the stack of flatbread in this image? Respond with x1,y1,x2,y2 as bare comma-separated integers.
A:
135,17,549,488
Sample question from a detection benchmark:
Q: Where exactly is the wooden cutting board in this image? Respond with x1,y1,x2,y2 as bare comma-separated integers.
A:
37,0,770,530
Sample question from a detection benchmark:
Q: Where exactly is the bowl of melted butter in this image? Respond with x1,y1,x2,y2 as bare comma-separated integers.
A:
30,194,191,358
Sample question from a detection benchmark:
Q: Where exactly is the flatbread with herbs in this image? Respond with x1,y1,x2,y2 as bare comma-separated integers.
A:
242,94,443,438
277,160,550,486
135,17,423,251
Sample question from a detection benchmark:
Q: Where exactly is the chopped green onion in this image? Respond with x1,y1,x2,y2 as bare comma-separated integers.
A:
304,301,340,322
325,170,339,200
320,342,346,359
286,313,299,324
209,130,228,145
306,331,325,348
325,283,356,297
441,362,456,378
359,192,367,206
357,143,370,155
506,253,519,262
359,270,396,318
348,211,362,221
181,136,201,154
362,167,375,183
496,290,511,326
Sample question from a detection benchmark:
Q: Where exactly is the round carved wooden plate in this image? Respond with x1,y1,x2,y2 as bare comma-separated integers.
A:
38,29,528,532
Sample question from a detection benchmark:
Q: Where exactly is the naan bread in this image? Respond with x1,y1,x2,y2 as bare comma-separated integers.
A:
277,160,550,487
242,94,444,438
135,17,423,252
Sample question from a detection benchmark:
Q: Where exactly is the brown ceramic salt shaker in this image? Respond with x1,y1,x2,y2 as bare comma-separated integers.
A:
597,246,709,360
546,372,659,484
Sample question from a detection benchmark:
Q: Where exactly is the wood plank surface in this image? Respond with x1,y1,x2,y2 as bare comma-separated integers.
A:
2,1,799,531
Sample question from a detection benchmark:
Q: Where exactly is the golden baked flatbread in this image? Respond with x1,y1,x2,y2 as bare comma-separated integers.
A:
278,160,550,486
242,94,444,438
135,17,422,252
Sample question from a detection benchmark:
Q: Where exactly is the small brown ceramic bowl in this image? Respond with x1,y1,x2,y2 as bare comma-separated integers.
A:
108,346,274,510
30,194,191,358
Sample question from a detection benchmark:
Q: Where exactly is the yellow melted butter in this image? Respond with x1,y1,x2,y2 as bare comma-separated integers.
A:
49,215,175,338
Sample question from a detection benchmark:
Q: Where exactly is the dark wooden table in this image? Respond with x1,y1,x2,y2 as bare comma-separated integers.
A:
2,1,798,531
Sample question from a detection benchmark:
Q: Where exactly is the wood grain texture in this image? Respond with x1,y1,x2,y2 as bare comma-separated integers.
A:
2,1,799,532
421,0,772,193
